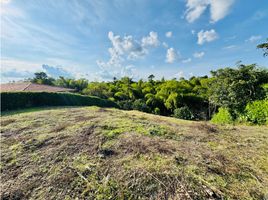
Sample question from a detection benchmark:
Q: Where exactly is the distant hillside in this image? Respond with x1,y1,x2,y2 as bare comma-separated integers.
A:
1,107,268,199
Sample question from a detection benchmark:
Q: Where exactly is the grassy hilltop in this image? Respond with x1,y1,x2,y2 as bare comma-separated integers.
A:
1,107,268,199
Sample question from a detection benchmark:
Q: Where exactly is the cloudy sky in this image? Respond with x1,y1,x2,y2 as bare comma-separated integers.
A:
1,0,268,82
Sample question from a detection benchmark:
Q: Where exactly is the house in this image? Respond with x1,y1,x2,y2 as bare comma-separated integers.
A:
0,82,75,93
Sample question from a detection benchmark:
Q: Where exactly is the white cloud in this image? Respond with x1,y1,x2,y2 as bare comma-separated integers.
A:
185,0,207,23
1,0,11,4
246,35,262,43
141,31,159,47
191,30,195,35
42,64,73,78
162,42,168,48
165,31,172,38
108,31,146,60
95,65,137,81
184,0,235,23
209,0,234,23
106,31,159,60
96,31,159,80
105,31,159,67
182,58,192,63
175,71,184,78
1,58,42,72
166,48,180,63
193,51,205,58
222,45,237,50
197,29,218,45
0,58,76,82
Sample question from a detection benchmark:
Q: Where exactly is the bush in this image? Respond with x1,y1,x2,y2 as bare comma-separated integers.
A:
173,106,194,120
244,99,268,125
211,107,233,124
154,107,161,115
1,92,118,111
117,100,133,110
132,99,151,113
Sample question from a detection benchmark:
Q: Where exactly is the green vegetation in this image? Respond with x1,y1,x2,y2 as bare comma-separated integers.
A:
173,106,194,120
1,92,118,111
26,64,268,125
244,99,268,125
1,107,268,199
211,107,233,124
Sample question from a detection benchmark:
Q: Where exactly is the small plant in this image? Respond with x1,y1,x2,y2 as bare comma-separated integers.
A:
173,106,194,120
153,107,160,115
211,107,233,124
244,99,268,125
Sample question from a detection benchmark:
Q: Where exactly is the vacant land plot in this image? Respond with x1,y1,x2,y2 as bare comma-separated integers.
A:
1,107,268,199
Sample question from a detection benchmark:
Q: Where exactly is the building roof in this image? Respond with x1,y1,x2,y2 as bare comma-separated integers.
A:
1,82,75,92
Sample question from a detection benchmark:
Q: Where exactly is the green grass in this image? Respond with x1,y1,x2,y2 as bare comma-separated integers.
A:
1,106,79,116
1,106,268,199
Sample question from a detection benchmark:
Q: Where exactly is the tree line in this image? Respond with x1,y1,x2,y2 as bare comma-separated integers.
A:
29,40,268,124
30,63,268,124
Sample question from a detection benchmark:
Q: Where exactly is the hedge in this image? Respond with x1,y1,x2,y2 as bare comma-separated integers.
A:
1,92,119,111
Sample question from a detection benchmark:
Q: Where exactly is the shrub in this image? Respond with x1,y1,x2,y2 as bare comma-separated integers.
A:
132,99,151,113
211,107,233,124
173,106,194,120
1,92,118,111
117,100,133,110
154,107,161,115
244,99,268,125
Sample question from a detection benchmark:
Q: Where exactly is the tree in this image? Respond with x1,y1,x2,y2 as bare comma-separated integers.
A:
209,64,268,115
148,74,155,82
257,38,268,57
31,72,54,85
34,72,48,80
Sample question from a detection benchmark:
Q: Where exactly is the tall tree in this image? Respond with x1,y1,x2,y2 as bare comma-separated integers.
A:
148,74,155,82
31,72,54,85
209,64,268,115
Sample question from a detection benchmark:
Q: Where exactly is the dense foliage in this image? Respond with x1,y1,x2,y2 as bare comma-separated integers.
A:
209,64,267,115
26,64,268,123
211,107,234,124
1,92,118,111
244,99,268,125
173,106,194,120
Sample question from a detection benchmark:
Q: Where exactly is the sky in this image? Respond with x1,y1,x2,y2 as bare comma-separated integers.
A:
1,0,268,82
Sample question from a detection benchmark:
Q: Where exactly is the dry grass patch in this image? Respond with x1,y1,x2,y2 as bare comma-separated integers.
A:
1,106,268,199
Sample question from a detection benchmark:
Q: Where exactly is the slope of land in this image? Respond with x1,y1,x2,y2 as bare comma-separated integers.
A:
1,107,268,199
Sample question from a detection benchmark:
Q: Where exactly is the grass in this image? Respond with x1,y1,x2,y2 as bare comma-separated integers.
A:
1,106,268,199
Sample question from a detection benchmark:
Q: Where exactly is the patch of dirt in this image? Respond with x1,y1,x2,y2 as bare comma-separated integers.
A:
1,119,16,126
115,133,176,155
193,123,218,133
97,108,109,112
74,115,96,122
54,125,102,157
51,124,68,132
0,127,30,138
0,189,25,200
23,137,55,151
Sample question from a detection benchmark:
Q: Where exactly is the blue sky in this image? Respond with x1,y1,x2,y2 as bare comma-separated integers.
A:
1,0,268,82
